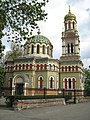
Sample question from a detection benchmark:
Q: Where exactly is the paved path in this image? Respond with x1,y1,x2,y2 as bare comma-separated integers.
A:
0,102,90,120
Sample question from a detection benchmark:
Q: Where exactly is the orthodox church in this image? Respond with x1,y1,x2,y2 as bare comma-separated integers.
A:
4,7,84,96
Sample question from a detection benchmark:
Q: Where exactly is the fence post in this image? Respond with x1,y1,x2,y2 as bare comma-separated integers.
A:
74,89,76,104
44,87,46,99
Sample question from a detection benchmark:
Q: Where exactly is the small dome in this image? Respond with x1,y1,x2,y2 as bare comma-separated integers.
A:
64,6,76,21
27,29,52,45
30,35,51,45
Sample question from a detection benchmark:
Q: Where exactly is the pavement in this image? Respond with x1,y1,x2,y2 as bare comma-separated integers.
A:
0,100,90,120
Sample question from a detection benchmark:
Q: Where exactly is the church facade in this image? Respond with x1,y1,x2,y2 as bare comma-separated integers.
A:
4,8,84,96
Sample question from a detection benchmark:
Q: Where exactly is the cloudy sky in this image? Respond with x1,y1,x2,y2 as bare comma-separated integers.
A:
2,0,90,69
38,0,90,69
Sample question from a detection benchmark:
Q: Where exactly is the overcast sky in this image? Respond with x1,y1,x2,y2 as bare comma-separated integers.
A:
38,0,90,69
2,0,90,69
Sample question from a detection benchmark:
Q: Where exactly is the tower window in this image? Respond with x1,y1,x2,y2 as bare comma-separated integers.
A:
71,43,73,53
73,21,74,29
68,44,70,54
68,21,71,29
37,44,40,54
65,23,67,30
31,45,34,54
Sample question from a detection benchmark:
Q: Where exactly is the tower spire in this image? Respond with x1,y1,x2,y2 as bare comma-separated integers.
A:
69,5,71,13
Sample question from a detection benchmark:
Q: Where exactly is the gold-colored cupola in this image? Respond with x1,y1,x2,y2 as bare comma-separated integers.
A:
64,6,76,21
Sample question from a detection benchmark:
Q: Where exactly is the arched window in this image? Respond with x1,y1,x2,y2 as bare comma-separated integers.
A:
71,43,73,53
30,64,32,70
49,77,54,89
44,64,47,70
72,78,76,89
47,46,49,55
68,66,71,71
68,44,70,54
42,45,45,54
19,64,21,70
73,21,74,29
31,44,34,54
72,66,74,71
68,21,71,29
11,66,13,71
65,23,67,30
65,79,67,89
37,44,40,54
76,65,78,71
68,78,71,89
38,76,43,88
37,64,39,70
40,64,43,70
22,64,25,70
26,64,28,70
62,66,64,72
65,66,67,71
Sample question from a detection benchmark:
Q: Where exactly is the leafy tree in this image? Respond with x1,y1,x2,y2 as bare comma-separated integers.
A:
0,0,48,67
84,68,90,91
0,0,48,41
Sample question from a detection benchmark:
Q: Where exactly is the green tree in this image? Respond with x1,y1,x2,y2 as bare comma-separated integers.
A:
0,0,48,54
84,68,90,90
0,0,48,67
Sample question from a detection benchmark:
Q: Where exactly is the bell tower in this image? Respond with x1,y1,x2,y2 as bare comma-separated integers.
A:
60,6,84,91
62,6,80,57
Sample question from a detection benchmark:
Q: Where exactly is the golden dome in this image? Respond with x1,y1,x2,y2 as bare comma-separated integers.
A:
64,6,76,21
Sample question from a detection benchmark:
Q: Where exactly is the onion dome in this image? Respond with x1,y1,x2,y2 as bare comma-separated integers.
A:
64,6,76,21
27,29,52,45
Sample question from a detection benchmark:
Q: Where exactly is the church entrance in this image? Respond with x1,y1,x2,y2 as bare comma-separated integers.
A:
15,83,24,95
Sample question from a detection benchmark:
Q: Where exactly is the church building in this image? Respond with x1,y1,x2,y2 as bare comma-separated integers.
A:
4,7,84,96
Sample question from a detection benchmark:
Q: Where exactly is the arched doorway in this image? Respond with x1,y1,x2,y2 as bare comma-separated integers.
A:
16,83,24,95
13,74,29,96
15,77,24,95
